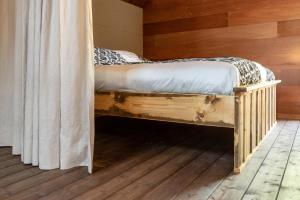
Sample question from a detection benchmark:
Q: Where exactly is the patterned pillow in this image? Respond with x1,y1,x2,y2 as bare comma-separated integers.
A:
94,48,127,65
266,67,275,81
114,50,144,63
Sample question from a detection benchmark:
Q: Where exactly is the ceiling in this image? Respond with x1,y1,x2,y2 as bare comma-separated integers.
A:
122,0,148,8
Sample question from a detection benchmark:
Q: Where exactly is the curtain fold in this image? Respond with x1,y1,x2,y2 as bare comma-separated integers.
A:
0,0,94,173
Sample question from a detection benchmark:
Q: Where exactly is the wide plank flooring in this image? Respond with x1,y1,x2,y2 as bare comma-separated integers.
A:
0,118,299,200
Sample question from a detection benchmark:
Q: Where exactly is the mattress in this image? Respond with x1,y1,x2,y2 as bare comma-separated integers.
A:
95,59,272,95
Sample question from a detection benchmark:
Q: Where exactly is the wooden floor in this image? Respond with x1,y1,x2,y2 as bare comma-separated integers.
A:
0,118,299,200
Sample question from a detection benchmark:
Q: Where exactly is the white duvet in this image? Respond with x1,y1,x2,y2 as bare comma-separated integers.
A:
95,61,268,95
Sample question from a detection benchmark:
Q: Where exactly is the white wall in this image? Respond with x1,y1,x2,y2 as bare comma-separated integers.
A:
0,0,16,145
93,0,143,55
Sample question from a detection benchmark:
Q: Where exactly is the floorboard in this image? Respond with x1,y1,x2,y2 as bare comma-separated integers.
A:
75,134,214,200
173,154,233,200
241,121,299,200
277,124,300,200
0,118,299,200
207,121,286,200
140,149,226,200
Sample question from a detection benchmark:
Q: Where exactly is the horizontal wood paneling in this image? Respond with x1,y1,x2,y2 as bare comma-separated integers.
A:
278,19,300,37
144,13,228,36
143,0,300,119
228,2,300,26
121,0,147,8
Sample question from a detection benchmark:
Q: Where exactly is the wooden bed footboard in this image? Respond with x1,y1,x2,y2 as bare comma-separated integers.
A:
95,80,281,174
233,80,281,173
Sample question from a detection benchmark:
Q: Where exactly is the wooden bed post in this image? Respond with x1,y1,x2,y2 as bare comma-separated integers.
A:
233,80,281,173
234,92,244,173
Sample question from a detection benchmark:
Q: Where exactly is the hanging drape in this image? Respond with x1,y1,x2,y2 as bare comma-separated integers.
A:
0,0,95,173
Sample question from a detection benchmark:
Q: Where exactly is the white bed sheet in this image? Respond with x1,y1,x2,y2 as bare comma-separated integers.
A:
95,61,267,95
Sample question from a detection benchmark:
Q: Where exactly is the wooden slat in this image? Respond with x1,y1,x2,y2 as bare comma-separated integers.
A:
251,91,257,151
261,88,266,137
266,87,270,131
270,87,273,126
244,94,251,160
274,86,277,122
271,86,276,126
270,86,273,125
234,94,244,173
257,90,262,141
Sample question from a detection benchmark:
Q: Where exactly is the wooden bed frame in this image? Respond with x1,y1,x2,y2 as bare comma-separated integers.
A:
95,80,281,173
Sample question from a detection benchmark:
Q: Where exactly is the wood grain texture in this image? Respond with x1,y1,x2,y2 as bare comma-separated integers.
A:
277,127,300,199
121,0,148,8
242,121,299,200
2,119,300,200
95,92,235,128
95,81,280,173
208,121,286,200
144,13,228,36
233,85,278,173
173,154,233,200
144,0,300,119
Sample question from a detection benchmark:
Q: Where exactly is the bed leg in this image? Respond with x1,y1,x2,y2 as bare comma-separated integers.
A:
234,93,244,174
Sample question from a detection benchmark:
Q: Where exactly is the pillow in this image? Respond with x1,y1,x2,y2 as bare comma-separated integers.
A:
94,48,126,65
114,50,144,63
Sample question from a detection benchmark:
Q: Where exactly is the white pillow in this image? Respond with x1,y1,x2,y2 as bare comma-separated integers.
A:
114,50,144,63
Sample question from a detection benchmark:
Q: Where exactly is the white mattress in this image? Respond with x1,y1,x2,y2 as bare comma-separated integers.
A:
95,61,268,95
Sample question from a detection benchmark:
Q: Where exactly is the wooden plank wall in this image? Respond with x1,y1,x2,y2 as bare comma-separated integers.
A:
143,0,300,120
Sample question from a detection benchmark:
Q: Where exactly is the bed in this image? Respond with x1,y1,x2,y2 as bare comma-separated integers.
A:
94,48,281,173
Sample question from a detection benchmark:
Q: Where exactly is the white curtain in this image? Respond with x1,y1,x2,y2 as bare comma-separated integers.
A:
0,0,95,173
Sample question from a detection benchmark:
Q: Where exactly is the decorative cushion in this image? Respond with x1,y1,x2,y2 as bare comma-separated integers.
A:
94,48,126,65
114,50,144,63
